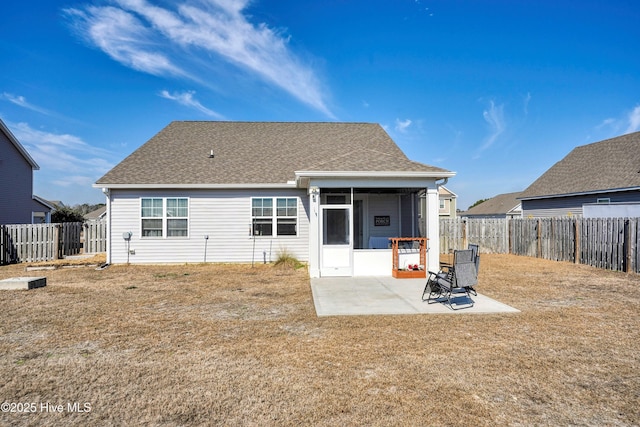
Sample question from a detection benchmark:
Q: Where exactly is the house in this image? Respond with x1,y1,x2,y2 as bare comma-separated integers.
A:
0,118,53,224
519,131,640,217
462,191,522,219
84,205,107,222
94,121,455,277
438,186,458,218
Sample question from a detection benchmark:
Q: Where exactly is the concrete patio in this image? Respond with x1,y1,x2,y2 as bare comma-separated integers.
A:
310,276,520,316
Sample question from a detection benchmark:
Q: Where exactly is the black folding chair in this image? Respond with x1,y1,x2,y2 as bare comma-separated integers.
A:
422,249,477,310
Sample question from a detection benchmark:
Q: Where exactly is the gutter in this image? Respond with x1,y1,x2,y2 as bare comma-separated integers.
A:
92,182,298,190
519,186,640,201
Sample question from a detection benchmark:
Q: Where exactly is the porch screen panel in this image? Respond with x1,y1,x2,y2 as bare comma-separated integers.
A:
323,209,350,245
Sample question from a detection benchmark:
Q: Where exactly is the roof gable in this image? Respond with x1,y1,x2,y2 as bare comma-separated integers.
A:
0,118,39,170
96,121,452,186
465,191,523,215
520,131,640,199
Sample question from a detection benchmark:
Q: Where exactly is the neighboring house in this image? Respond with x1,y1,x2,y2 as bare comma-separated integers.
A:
84,205,107,222
462,191,523,219
0,118,53,224
519,131,640,218
95,121,455,277
438,186,457,218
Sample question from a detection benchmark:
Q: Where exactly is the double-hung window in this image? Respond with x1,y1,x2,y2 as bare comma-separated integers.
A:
251,197,297,237
141,197,189,238
252,198,273,236
166,198,188,237
276,198,297,236
141,198,163,237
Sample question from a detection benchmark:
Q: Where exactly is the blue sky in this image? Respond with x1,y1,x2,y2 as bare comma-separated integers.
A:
1,0,639,210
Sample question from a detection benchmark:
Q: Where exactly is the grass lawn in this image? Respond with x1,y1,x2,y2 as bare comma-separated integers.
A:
1,254,639,426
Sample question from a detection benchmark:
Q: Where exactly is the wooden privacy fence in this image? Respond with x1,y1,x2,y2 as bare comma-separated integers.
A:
0,222,83,264
440,218,509,254
84,220,107,254
440,217,640,274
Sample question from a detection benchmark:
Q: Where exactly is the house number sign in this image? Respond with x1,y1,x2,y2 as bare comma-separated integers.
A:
374,216,390,226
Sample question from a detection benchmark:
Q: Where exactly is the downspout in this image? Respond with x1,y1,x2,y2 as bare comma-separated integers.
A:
436,177,448,188
103,187,111,264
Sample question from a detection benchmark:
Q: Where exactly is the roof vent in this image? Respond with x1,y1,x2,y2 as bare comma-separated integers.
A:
208,150,214,158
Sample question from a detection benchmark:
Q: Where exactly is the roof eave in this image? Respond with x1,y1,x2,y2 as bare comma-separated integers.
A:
295,170,456,179
93,182,298,190
295,170,456,188
32,195,55,210
519,186,640,201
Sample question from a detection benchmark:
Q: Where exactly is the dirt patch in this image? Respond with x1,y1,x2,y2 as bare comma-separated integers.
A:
1,255,639,426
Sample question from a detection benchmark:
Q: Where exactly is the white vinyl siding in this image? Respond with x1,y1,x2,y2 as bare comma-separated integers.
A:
109,189,308,264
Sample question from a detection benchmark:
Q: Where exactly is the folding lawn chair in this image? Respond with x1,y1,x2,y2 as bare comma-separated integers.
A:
422,249,478,310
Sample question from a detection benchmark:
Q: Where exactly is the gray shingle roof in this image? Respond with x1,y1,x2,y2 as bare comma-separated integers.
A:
464,192,522,215
520,131,640,199
96,121,452,186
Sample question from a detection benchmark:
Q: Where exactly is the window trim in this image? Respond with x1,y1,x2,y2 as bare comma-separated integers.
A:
140,197,190,239
251,196,299,237
276,197,298,236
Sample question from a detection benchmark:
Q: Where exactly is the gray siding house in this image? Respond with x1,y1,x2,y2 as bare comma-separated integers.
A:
0,119,53,224
462,191,522,219
519,131,640,217
95,121,455,277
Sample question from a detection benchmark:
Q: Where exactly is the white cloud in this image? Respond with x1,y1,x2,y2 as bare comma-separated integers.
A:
65,6,188,78
481,100,505,151
53,175,97,188
5,120,113,175
625,105,640,134
596,117,616,130
159,90,225,118
395,118,412,133
2,93,54,116
593,104,640,135
523,92,531,115
65,0,334,118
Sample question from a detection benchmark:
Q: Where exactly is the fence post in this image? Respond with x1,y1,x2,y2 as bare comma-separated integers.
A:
625,219,631,274
536,219,542,258
574,219,580,264
462,219,468,249
53,224,60,260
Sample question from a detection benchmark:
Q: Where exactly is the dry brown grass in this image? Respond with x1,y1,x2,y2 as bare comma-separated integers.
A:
1,255,639,426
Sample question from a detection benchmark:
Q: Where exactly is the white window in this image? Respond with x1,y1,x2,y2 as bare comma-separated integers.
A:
251,197,298,237
141,197,189,238
252,198,273,236
167,198,189,237
276,198,297,236
141,198,163,237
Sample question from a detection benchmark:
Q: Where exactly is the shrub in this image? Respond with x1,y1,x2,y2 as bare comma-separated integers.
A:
273,249,304,269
